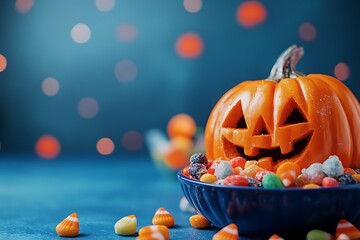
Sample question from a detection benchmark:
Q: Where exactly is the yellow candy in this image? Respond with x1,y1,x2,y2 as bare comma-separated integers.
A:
114,214,137,236
243,164,264,178
244,160,258,169
200,173,217,183
189,214,211,229
303,183,321,189
352,174,360,183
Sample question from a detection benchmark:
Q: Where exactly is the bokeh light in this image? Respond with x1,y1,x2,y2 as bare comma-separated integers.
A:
96,137,115,155
71,23,91,44
236,1,267,28
15,0,33,14
42,77,60,96
35,135,61,159
167,113,196,139
95,0,115,12
176,33,204,58
78,97,99,119
0,54,7,72
115,60,137,82
116,23,137,42
299,22,317,42
183,0,202,13
122,131,144,151
334,62,350,81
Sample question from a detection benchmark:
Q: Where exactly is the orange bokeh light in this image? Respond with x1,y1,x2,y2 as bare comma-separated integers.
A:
167,113,197,139
0,54,7,72
96,137,115,155
35,135,61,159
176,33,204,58
236,1,267,28
334,62,350,81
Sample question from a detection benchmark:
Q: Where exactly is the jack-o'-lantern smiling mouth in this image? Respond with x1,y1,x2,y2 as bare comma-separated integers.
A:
231,132,313,163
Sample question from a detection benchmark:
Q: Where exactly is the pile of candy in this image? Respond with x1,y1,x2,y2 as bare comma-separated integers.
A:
183,153,360,188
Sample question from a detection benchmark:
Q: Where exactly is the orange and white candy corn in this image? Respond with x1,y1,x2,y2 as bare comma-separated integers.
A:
336,219,360,239
212,223,238,240
114,214,137,236
336,233,351,240
138,225,170,240
276,162,301,187
269,234,285,240
189,214,211,229
137,231,165,240
152,208,175,227
55,213,79,237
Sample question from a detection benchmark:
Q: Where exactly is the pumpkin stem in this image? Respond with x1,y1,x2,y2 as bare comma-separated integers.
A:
267,45,305,81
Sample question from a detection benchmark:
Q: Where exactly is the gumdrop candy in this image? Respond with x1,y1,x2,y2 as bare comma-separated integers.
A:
188,163,208,179
306,229,333,240
190,153,208,165
302,163,326,185
214,160,234,179
322,155,344,178
262,173,284,189
223,175,248,186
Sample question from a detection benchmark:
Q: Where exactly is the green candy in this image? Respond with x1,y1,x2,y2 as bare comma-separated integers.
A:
306,229,333,240
262,173,285,189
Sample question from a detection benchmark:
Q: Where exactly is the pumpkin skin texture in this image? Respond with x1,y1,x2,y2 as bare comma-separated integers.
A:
205,46,360,169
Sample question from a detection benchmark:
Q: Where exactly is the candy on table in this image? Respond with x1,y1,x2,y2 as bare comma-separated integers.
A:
276,161,301,187
243,164,264,179
179,196,196,213
306,229,333,240
136,231,165,240
212,223,239,240
335,219,360,239
138,225,170,240
189,214,212,229
336,233,351,240
262,173,285,189
152,208,175,227
337,174,357,185
268,234,285,240
214,160,234,179
322,155,344,178
322,177,340,187
223,175,249,186
114,214,137,236
301,163,326,185
190,152,208,165
55,213,80,237
188,163,208,179
200,173,218,183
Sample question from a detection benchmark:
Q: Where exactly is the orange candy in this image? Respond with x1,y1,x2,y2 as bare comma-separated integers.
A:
269,234,285,240
163,147,189,170
55,213,80,237
189,214,211,229
212,223,239,240
243,164,264,178
257,157,274,171
138,225,170,240
276,162,301,187
152,208,175,227
335,219,360,239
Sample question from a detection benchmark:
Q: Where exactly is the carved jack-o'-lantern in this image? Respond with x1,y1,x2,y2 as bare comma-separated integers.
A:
205,45,360,169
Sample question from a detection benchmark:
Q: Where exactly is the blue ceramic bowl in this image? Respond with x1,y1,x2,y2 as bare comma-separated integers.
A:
178,172,360,239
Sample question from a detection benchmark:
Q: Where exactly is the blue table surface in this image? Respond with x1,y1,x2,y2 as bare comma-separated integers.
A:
0,155,219,240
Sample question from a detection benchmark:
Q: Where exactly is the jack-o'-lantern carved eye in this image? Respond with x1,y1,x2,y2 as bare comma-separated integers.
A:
284,106,307,125
236,116,247,129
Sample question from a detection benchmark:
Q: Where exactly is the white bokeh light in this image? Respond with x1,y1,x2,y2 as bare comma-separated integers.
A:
71,23,91,44
183,0,202,13
78,97,99,119
116,23,137,42
95,0,115,12
115,60,137,82
42,77,60,96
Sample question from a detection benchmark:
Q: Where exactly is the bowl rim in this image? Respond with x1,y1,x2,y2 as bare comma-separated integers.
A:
177,171,360,192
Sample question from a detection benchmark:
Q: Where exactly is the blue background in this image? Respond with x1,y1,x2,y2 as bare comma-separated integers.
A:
0,0,359,157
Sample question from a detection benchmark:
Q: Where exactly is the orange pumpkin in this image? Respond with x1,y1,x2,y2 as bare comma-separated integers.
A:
205,45,360,169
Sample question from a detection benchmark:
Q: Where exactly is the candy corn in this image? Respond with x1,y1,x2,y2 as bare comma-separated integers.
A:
212,223,238,240
114,214,137,236
268,234,285,240
189,214,211,229
55,213,79,237
152,208,175,227
138,225,170,240
335,219,360,239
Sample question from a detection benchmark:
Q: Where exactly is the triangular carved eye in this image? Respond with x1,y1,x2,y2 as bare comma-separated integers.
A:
285,107,307,125
259,127,269,135
236,116,247,129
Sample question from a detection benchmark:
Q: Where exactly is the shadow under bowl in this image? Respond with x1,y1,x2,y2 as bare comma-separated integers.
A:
178,172,360,239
